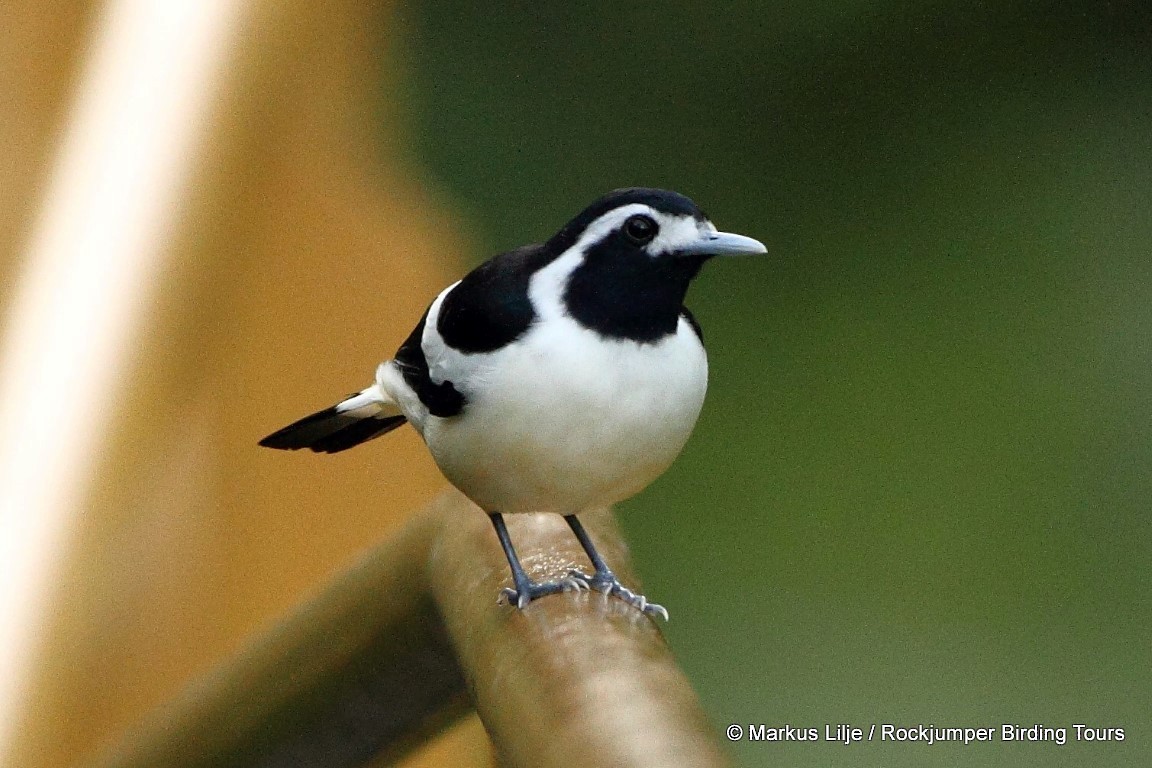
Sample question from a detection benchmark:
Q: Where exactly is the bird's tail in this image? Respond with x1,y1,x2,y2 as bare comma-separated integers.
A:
259,387,406,454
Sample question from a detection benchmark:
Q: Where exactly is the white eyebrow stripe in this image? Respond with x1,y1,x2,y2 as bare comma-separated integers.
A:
567,203,655,253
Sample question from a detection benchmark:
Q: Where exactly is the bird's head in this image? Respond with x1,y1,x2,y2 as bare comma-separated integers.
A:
547,187,766,265
538,188,766,342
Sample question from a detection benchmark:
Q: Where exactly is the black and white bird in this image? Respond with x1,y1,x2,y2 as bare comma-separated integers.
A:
260,188,766,619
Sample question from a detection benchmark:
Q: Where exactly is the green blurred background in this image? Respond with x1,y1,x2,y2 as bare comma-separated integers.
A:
394,2,1150,765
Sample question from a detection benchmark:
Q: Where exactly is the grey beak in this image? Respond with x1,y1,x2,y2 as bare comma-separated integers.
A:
677,231,767,257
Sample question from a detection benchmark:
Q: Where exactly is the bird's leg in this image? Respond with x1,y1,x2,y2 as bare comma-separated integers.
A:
564,514,669,620
489,513,588,609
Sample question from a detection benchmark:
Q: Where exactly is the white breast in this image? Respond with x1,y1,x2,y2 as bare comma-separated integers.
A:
419,313,708,514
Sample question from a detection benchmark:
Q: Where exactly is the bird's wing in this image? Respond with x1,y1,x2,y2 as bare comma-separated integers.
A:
390,296,466,419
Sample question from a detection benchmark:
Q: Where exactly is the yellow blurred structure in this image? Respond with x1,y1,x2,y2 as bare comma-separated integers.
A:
0,0,489,765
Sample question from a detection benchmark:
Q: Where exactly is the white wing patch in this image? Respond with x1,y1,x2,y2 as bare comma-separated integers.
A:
421,281,460,386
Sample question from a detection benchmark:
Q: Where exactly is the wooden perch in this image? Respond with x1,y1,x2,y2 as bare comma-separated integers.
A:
86,491,730,768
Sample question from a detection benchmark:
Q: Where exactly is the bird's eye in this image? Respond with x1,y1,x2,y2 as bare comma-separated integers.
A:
623,215,657,245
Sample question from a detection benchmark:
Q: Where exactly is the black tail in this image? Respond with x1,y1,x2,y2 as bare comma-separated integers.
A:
259,402,407,454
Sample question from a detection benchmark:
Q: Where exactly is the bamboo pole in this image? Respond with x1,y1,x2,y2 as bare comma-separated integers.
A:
85,492,730,768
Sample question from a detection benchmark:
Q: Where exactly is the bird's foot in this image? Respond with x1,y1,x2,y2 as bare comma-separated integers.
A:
500,572,589,609
569,569,669,621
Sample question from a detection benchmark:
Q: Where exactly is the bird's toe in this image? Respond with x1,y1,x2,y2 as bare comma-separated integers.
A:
569,570,669,621
562,572,591,591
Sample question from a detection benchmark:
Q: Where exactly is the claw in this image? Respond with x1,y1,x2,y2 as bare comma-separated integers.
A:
561,572,591,591
499,586,528,608
644,603,670,621
567,569,669,620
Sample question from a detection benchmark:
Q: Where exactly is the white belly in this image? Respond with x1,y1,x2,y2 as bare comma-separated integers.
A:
420,316,708,514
